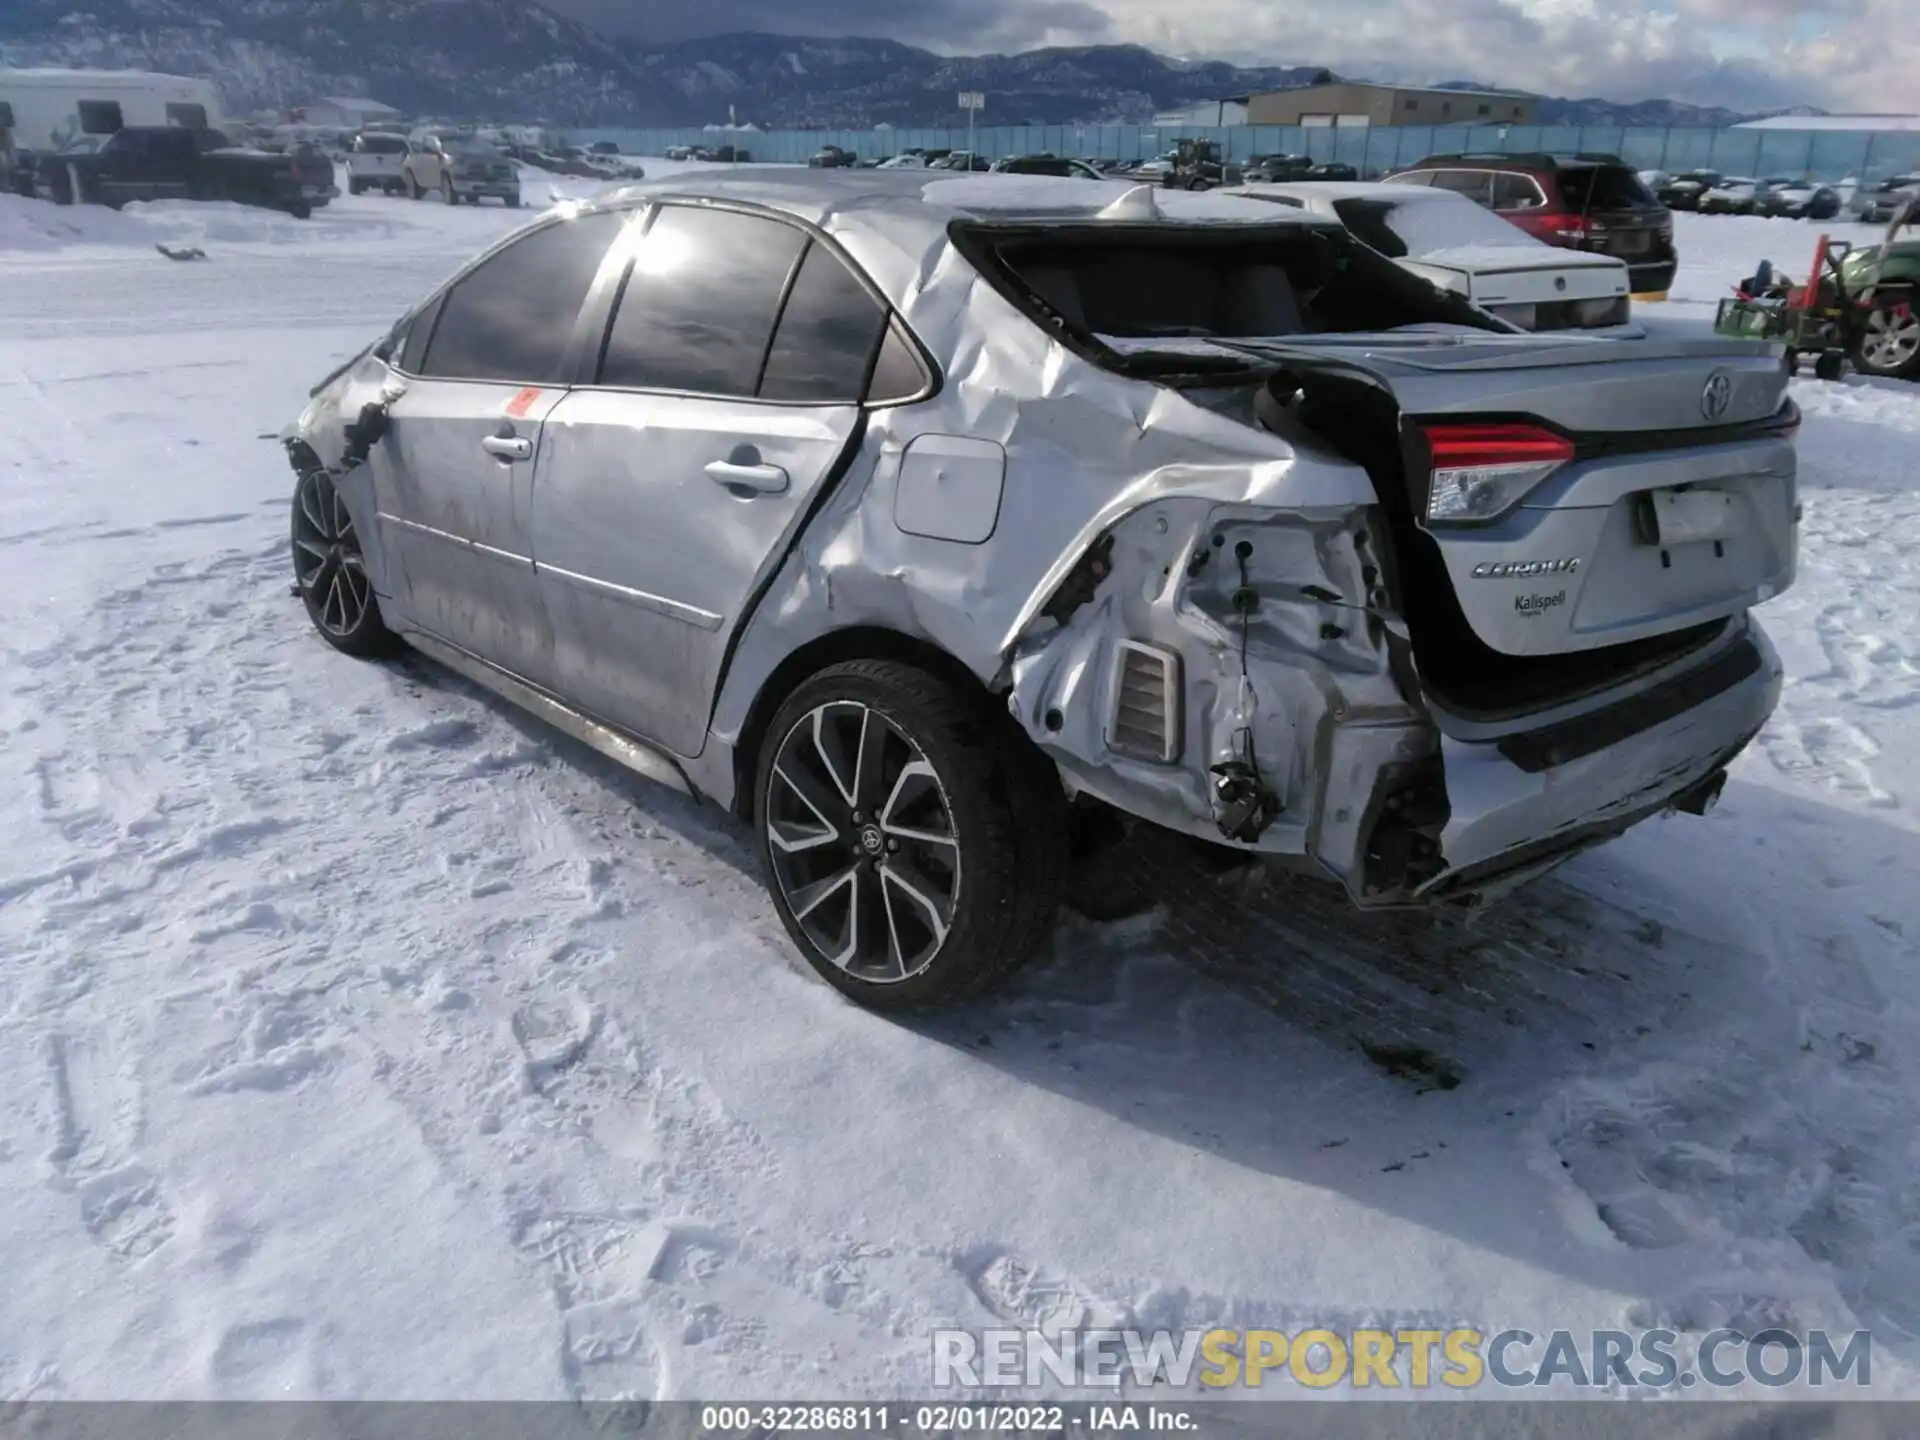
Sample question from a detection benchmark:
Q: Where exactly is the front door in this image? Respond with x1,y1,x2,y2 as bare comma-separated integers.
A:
368,205,634,685
531,203,921,758
369,377,564,678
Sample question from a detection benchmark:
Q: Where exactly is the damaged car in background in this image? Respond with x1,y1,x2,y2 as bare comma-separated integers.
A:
282,170,1798,1012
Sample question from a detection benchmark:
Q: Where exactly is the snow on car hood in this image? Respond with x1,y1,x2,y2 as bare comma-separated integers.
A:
1412,243,1628,273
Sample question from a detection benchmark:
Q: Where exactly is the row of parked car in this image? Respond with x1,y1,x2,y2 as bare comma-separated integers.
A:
804,143,1363,187
1655,168,1920,222
340,128,647,207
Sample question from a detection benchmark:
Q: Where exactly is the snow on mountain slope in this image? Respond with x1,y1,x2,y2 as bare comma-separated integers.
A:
0,200,1918,1405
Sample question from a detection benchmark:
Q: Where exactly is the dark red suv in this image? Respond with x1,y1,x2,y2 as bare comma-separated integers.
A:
1384,151,1677,297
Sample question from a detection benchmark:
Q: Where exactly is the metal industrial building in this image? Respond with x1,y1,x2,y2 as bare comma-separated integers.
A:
1245,81,1537,127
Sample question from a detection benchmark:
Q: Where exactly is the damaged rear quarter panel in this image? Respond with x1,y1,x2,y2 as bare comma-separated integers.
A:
706,218,1424,869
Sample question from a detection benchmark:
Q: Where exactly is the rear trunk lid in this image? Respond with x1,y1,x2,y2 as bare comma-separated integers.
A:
960,217,1794,719
1241,330,1797,714
1400,248,1629,327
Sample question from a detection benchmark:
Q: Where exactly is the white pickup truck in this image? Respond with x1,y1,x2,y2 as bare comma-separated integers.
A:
345,130,409,195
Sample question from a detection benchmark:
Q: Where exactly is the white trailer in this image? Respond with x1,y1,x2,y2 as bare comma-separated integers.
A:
0,69,224,154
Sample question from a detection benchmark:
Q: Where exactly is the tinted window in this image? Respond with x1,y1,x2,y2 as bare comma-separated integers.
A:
1388,170,1434,187
0,102,14,130
598,205,807,396
420,209,627,383
165,102,208,128
359,134,406,153
398,292,446,374
759,241,889,403
1558,165,1655,210
868,322,928,404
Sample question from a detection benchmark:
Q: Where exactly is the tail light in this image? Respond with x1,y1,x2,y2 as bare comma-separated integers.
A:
1419,422,1575,524
1547,215,1607,242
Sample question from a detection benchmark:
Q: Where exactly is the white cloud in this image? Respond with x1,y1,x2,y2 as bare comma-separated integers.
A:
1083,0,1918,112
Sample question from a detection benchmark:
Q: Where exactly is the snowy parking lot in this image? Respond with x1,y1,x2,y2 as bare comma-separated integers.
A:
1,166,1917,1403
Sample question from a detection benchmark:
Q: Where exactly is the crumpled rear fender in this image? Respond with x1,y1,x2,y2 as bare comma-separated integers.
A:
1005,489,1435,884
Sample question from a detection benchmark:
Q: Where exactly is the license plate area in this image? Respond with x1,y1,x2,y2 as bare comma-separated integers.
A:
1610,231,1652,255
1634,487,1737,546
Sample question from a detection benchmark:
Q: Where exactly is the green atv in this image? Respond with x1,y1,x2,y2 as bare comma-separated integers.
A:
1715,197,1920,380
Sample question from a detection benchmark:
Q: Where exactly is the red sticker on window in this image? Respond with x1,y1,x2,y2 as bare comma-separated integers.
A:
504,386,542,418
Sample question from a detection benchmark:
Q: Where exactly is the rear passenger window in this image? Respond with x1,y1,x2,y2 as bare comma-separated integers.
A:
867,322,929,404
419,209,627,383
598,205,807,397
1429,170,1495,206
1493,174,1544,209
758,240,889,403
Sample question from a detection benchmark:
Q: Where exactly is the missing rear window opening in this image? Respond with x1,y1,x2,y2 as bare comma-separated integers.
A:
959,224,1503,348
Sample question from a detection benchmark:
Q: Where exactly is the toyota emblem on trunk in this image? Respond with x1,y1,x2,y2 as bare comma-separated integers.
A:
1701,370,1735,421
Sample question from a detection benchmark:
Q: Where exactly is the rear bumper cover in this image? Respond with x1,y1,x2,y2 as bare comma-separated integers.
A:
1422,617,1781,897
1626,259,1678,294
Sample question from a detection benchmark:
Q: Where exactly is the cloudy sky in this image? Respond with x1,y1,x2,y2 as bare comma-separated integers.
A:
559,0,1914,112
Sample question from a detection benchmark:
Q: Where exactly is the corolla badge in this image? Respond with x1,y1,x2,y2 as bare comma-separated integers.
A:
1471,557,1581,579
1701,370,1735,422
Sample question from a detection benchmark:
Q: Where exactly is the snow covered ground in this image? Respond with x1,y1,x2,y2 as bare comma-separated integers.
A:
1,170,1918,1405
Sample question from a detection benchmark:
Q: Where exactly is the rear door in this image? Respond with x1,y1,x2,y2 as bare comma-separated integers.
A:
531,202,924,758
369,207,635,683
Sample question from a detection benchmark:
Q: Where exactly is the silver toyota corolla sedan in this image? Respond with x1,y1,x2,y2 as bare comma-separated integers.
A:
283,169,1798,1011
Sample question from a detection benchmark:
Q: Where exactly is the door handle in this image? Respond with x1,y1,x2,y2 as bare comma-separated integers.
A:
704,459,789,494
481,434,533,463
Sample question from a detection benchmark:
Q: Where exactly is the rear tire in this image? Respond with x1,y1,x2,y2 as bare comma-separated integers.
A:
1813,351,1847,382
753,659,1068,1011
441,176,458,205
407,172,424,200
348,177,365,195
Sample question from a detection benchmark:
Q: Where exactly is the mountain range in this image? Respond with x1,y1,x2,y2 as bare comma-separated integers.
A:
0,0,1802,130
